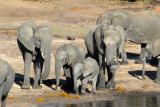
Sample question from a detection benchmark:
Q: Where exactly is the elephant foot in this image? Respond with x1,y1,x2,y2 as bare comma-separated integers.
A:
96,85,106,91
21,84,30,89
74,89,79,95
135,59,142,64
106,82,115,90
120,61,128,65
153,79,160,84
80,91,86,96
40,79,43,84
92,91,96,95
32,84,42,89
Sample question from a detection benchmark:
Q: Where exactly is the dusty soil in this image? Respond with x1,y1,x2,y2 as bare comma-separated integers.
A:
1,0,160,106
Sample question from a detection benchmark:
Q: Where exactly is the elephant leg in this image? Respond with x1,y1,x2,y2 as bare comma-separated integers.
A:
81,78,88,95
106,67,116,89
74,78,80,94
120,48,128,65
0,84,4,107
92,76,98,95
97,53,106,90
32,61,42,89
73,74,80,94
135,44,146,64
1,95,7,107
63,66,73,90
22,51,32,89
154,59,160,83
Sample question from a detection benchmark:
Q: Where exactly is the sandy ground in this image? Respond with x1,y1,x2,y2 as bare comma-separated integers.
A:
1,0,160,106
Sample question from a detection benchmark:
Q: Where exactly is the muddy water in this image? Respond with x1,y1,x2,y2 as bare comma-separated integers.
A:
42,93,160,107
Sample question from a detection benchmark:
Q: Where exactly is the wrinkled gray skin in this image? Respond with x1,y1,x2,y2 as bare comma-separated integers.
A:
97,9,160,64
55,43,85,90
0,59,15,107
17,21,52,89
141,40,160,81
85,24,124,90
72,57,99,95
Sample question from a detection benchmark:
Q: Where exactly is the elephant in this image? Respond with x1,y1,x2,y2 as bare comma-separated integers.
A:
72,57,99,95
17,21,52,89
85,24,125,90
97,9,160,64
141,39,160,81
0,59,15,107
55,43,85,90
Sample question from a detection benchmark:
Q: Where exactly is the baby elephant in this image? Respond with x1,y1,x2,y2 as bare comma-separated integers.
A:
72,57,99,95
0,59,15,107
141,39,160,81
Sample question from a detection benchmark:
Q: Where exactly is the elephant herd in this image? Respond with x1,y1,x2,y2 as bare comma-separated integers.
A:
1,9,160,106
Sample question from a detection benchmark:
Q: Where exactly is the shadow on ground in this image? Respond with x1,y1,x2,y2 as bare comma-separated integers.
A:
14,73,34,87
126,52,139,60
128,70,156,80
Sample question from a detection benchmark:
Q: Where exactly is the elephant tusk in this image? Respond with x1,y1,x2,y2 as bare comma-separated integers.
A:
105,57,107,62
114,56,117,62
41,52,45,59
142,57,146,61
51,53,54,59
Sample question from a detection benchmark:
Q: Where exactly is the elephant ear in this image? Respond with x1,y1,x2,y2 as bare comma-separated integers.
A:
152,40,160,57
114,25,126,54
17,22,37,51
67,45,78,65
95,24,107,54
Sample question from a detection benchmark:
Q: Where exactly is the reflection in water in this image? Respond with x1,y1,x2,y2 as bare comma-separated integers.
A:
41,94,160,107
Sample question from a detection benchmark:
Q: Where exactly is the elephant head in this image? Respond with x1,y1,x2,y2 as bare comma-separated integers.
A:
141,41,159,79
95,24,126,67
17,21,52,79
55,44,78,90
97,9,130,30
72,61,85,78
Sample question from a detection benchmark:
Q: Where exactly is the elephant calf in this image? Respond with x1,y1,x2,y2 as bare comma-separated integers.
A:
72,57,99,95
55,43,85,90
141,39,160,82
0,59,15,107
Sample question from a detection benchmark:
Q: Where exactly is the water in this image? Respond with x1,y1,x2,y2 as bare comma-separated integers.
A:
42,94,160,107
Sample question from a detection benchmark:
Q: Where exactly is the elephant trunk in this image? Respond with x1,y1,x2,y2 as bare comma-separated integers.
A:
41,46,51,79
142,58,146,79
105,48,117,66
55,60,63,90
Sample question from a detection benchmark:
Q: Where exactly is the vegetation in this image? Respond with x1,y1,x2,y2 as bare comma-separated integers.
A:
51,26,90,37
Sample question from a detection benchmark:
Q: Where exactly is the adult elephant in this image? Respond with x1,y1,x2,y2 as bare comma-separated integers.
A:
17,21,52,89
97,9,160,64
0,59,15,107
85,24,125,90
55,43,85,90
